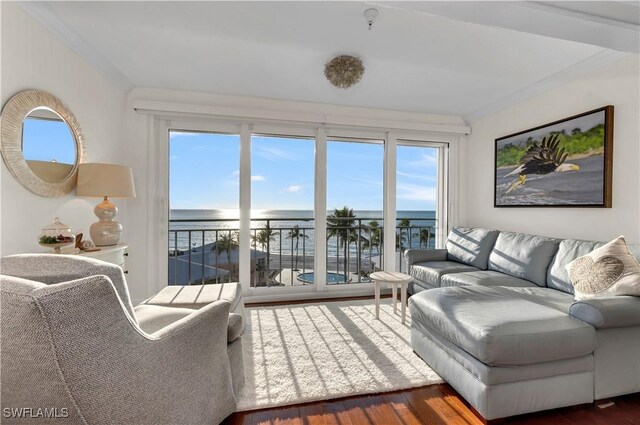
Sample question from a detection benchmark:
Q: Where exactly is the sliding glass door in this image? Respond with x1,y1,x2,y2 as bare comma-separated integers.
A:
396,143,440,272
250,134,315,288
326,139,384,284
166,124,448,297
168,130,240,285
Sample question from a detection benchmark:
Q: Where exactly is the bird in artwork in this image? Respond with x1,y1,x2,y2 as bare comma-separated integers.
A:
504,133,580,194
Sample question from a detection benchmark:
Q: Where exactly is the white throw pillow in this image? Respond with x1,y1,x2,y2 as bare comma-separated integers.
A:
566,236,640,300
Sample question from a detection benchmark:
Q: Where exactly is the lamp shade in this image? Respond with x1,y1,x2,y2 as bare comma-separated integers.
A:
76,163,136,198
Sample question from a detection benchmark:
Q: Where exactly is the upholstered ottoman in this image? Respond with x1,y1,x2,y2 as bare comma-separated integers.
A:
141,283,246,318
410,285,596,420
137,283,246,396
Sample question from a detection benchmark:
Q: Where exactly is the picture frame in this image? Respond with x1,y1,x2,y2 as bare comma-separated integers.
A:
494,105,613,208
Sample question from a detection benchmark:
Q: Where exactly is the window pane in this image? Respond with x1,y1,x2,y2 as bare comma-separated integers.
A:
168,131,240,285
396,144,439,272
327,140,384,284
251,135,315,287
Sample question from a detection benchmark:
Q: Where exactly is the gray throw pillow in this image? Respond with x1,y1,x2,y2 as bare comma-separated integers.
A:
446,227,499,270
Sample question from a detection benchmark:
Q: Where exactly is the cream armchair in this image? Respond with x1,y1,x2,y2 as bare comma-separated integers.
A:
1,255,240,425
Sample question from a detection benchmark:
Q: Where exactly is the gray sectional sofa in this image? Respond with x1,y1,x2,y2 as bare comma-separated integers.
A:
406,227,640,421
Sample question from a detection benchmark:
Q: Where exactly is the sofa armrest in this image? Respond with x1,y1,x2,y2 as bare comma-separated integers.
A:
405,249,448,267
569,297,640,329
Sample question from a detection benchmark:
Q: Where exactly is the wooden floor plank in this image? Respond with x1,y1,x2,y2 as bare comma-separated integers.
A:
359,395,404,425
225,384,640,425
321,399,354,425
298,403,326,425
404,387,450,425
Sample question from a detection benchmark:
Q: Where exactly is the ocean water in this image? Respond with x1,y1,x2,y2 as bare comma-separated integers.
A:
169,209,436,255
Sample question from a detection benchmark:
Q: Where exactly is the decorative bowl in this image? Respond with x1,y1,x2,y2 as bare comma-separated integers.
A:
40,217,75,253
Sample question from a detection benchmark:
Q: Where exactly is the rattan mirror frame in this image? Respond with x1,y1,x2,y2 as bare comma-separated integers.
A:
1,90,86,197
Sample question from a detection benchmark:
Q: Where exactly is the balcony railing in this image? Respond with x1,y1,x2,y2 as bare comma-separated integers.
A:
168,217,436,286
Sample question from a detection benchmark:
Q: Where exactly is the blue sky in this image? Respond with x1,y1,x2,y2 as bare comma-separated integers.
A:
22,117,76,164
169,131,437,211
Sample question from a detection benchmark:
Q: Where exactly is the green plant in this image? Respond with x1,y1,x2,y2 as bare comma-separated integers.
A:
327,206,356,275
286,225,309,271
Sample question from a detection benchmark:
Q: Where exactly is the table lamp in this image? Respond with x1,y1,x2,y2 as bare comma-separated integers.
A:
76,163,136,246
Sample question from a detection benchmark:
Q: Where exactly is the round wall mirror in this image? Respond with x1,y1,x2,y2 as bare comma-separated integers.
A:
1,90,86,197
23,107,77,183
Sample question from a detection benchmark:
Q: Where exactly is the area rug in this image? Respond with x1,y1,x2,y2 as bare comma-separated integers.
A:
236,299,443,411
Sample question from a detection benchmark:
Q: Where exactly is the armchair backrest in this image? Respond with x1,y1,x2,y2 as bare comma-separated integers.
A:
1,254,136,322
0,275,85,423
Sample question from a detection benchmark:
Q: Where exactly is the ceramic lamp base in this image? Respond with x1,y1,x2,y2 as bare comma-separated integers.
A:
90,221,122,246
90,197,123,246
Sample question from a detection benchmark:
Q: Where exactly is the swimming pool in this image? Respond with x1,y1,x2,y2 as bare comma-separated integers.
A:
297,272,350,284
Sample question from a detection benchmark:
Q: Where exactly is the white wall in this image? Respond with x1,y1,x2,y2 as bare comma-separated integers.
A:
0,3,127,256
461,55,640,243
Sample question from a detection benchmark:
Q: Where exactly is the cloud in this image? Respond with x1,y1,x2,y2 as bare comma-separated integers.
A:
230,170,265,182
254,145,296,161
397,183,437,202
406,152,438,168
285,185,302,193
397,171,435,181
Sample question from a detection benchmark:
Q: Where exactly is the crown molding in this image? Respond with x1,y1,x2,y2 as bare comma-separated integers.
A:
19,2,134,93
463,50,630,123
523,1,639,30
375,1,639,53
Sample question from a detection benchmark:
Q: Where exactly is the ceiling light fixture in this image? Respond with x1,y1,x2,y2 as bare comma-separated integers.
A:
324,55,365,89
364,8,379,30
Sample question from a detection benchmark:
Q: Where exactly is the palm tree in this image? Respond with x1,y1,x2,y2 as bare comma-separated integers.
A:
214,232,238,282
327,207,356,275
251,225,279,275
397,218,411,251
286,225,309,271
368,219,382,256
416,227,431,249
348,230,369,275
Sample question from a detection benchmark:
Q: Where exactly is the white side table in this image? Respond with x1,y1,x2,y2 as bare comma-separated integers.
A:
60,243,129,274
370,271,413,324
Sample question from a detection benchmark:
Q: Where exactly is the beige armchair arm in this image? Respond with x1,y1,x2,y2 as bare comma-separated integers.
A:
32,275,236,425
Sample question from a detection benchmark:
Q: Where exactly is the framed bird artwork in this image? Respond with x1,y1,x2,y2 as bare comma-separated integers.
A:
494,105,614,208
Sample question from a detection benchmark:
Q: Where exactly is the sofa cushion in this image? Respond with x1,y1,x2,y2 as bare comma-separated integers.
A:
135,304,243,343
440,270,537,288
547,239,605,294
487,232,560,286
412,320,594,386
134,304,195,334
409,279,437,295
410,261,479,287
228,313,244,342
446,227,499,270
409,286,595,366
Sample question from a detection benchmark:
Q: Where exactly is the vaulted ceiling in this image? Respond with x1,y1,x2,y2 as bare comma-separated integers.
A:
21,1,639,121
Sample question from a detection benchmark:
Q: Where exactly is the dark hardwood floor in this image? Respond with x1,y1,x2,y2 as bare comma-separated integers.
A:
224,384,640,425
